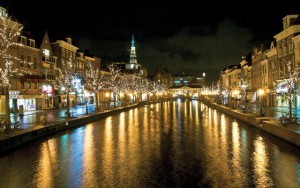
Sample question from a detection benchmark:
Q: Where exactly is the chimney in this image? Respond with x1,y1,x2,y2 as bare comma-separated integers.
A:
65,37,72,44
79,52,84,58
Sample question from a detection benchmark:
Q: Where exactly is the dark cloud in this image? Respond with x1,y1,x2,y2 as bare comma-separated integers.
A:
82,20,253,84
2,0,300,85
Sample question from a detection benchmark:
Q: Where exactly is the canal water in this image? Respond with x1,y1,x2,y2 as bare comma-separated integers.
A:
0,100,300,187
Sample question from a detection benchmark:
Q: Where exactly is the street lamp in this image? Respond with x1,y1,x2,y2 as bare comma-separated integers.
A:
258,89,264,116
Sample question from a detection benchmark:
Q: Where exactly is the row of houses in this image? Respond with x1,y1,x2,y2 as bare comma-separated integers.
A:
0,6,135,114
219,14,300,109
0,5,208,115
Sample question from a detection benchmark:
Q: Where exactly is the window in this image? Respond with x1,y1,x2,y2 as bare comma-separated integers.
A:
28,39,35,48
21,82,24,89
28,82,31,89
289,40,293,53
34,57,37,69
43,49,50,57
283,45,287,55
50,64,54,76
18,36,27,45
20,54,25,68
27,56,31,68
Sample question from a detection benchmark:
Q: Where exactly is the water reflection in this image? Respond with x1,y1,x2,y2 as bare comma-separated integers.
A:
33,138,58,187
253,136,273,187
82,125,96,187
0,101,300,187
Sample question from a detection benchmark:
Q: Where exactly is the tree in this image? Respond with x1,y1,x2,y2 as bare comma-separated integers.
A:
84,60,104,111
238,75,250,105
106,65,123,107
0,16,24,128
54,58,77,118
149,81,167,99
277,61,300,119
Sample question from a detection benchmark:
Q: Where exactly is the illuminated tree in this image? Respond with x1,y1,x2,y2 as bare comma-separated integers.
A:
277,61,300,119
149,81,167,99
84,60,104,111
54,59,77,118
106,65,123,107
238,75,250,105
0,16,24,128
123,74,148,102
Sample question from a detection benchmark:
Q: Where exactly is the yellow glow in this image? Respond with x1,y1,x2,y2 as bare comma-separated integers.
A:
258,89,264,96
233,89,239,96
84,90,89,98
253,136,272,187
83,125,96,186
34,139,58,187
105,92,110,97
120,92,124,97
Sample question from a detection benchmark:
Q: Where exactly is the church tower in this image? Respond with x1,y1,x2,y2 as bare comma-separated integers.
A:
130,35,137,64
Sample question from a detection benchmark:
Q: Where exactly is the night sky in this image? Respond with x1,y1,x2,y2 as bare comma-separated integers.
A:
1,0,300,84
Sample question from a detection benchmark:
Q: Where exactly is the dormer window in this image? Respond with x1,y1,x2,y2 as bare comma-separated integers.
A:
18,36,27,45
28,39,35,48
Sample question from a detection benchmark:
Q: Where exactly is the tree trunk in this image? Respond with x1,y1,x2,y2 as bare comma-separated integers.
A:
95,91,98,111
66,92,70,118
289,98,292,119
245,90,247,104
5,86,11,130
113,93,116,107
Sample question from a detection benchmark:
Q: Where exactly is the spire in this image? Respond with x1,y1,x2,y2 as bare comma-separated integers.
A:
130,34,137,64
131,35,135,47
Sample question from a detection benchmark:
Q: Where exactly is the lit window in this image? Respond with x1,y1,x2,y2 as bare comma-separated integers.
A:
43,49,50,57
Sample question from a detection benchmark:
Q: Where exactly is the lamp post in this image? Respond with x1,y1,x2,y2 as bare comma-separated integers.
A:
258,89,264,116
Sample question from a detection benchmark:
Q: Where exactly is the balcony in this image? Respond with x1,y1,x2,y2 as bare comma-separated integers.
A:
41,56,57,64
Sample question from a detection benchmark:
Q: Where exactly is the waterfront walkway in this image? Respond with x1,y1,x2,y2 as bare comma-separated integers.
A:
0,104,112,141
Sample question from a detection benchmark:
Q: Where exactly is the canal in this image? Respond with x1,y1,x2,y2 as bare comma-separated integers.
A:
0,100,300,187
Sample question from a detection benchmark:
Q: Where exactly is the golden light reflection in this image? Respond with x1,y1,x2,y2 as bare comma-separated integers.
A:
194,101,199,125
34,138,58,188
82,125,96,187
253,136,273,187
103,116,113,184
189,101,192,120
231,120,245,183
117,112,127,182
213,110,218,124
220,114,228,156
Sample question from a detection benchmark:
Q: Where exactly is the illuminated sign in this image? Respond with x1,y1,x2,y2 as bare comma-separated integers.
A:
276,82,288,94
41,85,54,96
9,91,20,99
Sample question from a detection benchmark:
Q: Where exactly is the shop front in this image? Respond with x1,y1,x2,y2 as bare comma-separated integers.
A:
275,81,293,108
41,84,54,109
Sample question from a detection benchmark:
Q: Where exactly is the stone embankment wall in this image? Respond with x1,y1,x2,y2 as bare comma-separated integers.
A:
201,98,300,147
